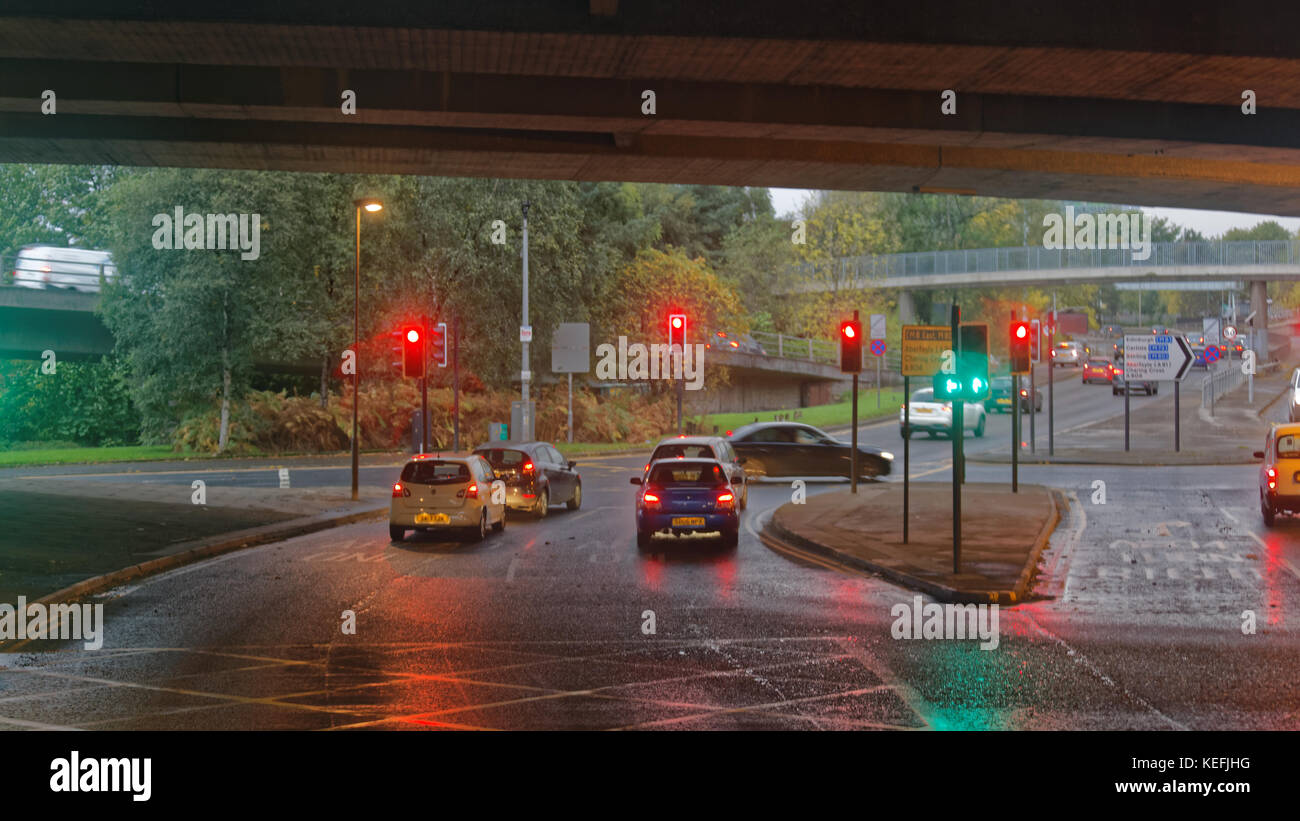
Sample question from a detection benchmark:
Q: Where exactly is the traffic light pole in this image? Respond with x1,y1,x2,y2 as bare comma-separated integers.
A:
851,311,860,495
351,206,360,501
520,201,531,442
420,375,428,454
902,375,909,543
1049,294,1056,456
950,304,961,573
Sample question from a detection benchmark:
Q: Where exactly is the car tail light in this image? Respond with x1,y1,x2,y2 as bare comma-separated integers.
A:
716,490,735,508
1019,389,1028,397
458,483,479,499
725,431,732,437
522,462,535,474
942,402,952,411
392,482,403,497
642,491,661,506
1267,468,1277,490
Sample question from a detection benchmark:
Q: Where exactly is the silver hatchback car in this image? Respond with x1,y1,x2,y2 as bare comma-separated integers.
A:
390,455,505,542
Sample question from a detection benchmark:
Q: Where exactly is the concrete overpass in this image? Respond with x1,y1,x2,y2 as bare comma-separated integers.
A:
782,239,1298,353
2,2,1300,214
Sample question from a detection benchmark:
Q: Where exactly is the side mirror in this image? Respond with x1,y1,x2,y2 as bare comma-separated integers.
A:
629,477,642,485
568,460,577,470
1254,451,1265,459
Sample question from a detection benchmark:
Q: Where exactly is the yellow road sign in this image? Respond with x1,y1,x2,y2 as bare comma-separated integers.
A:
901,325,951,377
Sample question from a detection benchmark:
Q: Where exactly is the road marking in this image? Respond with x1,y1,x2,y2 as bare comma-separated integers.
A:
1219,506,1300,582
505,556,521,583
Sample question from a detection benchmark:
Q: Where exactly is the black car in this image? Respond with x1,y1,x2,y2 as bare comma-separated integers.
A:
645,435,748,509
471,440,581,518
728,422,893,480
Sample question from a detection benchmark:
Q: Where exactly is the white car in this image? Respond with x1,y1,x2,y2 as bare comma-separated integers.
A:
1050,341,1085,367
899,387,986,439
11,245,116,293
389,454,505,542
1288,369,1300,423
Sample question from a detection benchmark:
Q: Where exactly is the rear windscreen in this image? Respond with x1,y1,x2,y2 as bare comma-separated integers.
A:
652,444,717,461
1278,435,1300,459
648,463,725,485
401,460,470,484
474,448,528,467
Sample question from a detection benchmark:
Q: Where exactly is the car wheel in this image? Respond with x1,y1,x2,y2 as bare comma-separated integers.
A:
389,525,405,542
492,508,505,531
534,487,549,518
1262,493,1275,526
1112,387,1119,396
974,414,986,438
720,529,739,549
470,509,487,542
927,431,937,439
636,531,652,550
567,481,582,511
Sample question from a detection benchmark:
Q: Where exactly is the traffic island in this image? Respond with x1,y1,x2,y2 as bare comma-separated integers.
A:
762,482,1060,603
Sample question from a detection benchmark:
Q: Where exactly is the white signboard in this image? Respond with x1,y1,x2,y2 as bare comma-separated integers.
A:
1202,317,1221,343
1223,325,1238,341
870,313,886,341
520,325,533,343
1123,333,1194,381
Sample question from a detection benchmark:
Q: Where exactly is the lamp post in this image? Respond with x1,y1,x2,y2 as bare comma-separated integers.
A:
351,197,383,501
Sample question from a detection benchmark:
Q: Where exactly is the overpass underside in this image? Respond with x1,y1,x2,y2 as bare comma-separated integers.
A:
1,2,1300,213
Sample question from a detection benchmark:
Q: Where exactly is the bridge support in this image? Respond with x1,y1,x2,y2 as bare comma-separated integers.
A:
897,290,917,325
1249,280,1270,361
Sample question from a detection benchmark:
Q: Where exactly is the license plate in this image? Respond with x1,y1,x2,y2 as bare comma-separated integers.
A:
672,516,706,527
415,512,449,525
915,407,933,414
996,398,1011,405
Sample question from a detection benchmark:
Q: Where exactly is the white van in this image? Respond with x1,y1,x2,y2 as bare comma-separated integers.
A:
11,245,116,293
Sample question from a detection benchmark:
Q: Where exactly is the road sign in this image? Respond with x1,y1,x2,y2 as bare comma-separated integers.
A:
1123,333,1194,381
520,325,533,343
901,325,950,376
1030,318,1041,361
870,339,886,357
1203,317,1221,343
551,322,591,373
869,313,886,340
1223,325,1238,341
1203,345,1220,364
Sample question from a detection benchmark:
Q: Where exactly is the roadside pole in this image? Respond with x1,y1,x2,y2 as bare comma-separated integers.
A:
1012,379,1019,493
1174,380,1180,451
950,304,962,574
1049,294,1056,456
420,375,428,454
452,319,460,451
1030,361,1036,452
851,309,860,496
876,354,881,409
902,375,910,542
1124,378,1130,451
567,372,574,443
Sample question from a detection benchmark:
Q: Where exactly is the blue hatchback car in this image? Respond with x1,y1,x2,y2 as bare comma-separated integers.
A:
631,458,740,550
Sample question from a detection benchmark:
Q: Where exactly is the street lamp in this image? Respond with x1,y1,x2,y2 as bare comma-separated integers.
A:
351,197,383,500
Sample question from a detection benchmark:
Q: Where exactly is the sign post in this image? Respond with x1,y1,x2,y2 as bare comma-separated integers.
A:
1123,332,1194,452
551,323,591,444
950,305,962,574
870,314,886,409
1030,318,1041,452
901,324,951,544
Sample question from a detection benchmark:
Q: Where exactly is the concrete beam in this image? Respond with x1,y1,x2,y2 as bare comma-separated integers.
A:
791,265,1300,292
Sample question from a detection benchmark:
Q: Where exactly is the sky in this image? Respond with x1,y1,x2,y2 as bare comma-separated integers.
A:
767,188,1300,239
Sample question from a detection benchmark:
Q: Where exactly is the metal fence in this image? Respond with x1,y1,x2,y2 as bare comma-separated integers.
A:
0,249,116,292
788,240,1300,289
1201,361,1247,411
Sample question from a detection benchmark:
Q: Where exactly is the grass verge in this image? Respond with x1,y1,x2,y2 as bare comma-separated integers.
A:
689,389,907,435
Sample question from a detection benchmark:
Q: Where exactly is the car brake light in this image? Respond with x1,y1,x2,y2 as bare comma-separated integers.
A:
717,491,735,507
643,492,660,505
523,462,534,474
392,482,404,497
459,482,479,499
1267,468,1277,490
1019,389,1028,397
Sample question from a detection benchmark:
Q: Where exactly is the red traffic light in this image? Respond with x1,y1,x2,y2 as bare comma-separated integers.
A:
406,328,420,343
1015,324,1027,339
671,316,683,329
401,323,426,378
842,323,857,339
668,313,687,347
839,318,862,373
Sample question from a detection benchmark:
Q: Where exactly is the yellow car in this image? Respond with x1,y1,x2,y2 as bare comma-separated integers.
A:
1254,424,1300,526
390,455,505,542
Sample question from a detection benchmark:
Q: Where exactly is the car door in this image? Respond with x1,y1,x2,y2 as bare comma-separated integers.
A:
536,445,565,500
546,445,576,501
716,440,745,488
